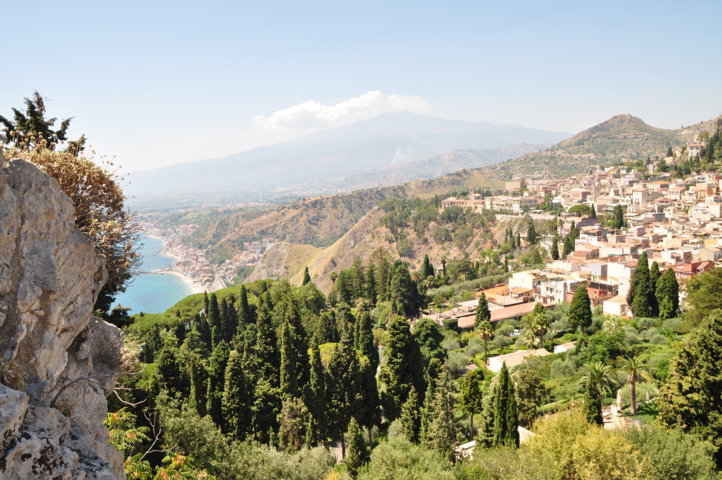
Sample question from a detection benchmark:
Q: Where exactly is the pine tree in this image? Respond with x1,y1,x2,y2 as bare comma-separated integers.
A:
345,418,367,478
492,363,519,448
426,371,458,459
656,268,680,318
568,285,592,333
223,350,253,440
551,236,560,260
379,316,425,421
658,310,722,466
302,267,312,285
398,387,421,443
459,369,484,429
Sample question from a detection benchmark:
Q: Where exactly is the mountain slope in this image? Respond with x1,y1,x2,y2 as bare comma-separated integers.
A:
128,112,568,199
177,113,717,270
492,114,687,177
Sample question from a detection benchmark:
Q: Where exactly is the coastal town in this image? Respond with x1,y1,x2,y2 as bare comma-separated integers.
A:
435,144,720,336
140,221,276,292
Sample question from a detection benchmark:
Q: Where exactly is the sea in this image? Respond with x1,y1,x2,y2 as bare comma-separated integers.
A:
113,235,193,315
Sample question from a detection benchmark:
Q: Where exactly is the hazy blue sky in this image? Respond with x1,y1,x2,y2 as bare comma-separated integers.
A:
2,1,721,171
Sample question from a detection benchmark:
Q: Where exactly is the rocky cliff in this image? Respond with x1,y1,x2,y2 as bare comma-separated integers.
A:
0,155,125,479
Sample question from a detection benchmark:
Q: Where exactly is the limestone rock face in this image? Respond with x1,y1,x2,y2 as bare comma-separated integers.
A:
0,158,125,479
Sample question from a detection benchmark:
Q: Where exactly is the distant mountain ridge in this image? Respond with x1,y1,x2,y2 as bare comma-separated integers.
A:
492,114,691,177
173,113,718,276
127,112,568,201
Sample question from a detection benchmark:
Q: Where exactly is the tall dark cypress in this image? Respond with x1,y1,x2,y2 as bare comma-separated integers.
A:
354,311,378,371
302,267,312,286
223,350,253,440
279,321,299,397
492,363,519,448
304,338,327,439
379,316,425,421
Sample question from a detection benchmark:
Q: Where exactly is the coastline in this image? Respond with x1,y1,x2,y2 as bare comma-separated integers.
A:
142,233,206,293
161,270,205,295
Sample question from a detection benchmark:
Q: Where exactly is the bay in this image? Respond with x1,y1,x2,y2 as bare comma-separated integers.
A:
114,235,193,315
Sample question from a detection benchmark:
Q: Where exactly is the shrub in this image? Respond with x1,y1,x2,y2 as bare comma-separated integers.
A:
9,147,139,313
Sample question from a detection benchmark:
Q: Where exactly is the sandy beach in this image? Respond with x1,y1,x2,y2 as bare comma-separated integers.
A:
163,270,205,294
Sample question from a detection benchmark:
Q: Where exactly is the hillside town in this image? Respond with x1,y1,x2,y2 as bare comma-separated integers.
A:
436,149,721,332
140,221,276,291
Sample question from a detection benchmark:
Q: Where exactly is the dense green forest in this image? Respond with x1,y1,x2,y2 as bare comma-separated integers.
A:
110,248,722,479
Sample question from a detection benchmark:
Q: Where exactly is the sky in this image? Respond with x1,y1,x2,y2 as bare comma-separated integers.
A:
1,0,721,172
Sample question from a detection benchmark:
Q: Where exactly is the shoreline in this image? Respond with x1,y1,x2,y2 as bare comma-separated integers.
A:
141,233,207,294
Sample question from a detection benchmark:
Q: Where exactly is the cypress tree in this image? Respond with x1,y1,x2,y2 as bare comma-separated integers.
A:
223,350,253,440
551,236,560,260
492,363,519,448
365,263,377,304
305,414,319,448
658,310,722,466
304,338,327,439
302,266,312,285
630,252,652,317
206,340,230,426
345,418,367,478
354,311,378,371
459,368,484,429
426,371,458,459
526,221,537,245
516,232,522,250
279,321,299,397
590,204,597,219
583,378,603,425
420,255,434,278
475,293,491,324
237,285,251,329
568,285,592,333
378,316,425,421
208,292,221,335
649,261,661,317
327,331,359,457
613,205,625,229
398,387,421,443
562,234,574,258
656,268,679,318
251,304,279,387
251,378,282,444
389,263,421,318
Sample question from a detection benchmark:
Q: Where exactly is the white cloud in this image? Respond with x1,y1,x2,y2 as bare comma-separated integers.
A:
254,90,429,130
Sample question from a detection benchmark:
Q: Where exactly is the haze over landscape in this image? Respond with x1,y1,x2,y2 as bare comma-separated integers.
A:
1,2,722,480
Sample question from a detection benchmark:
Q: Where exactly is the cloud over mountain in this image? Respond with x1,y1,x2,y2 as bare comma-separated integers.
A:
254,90,429,130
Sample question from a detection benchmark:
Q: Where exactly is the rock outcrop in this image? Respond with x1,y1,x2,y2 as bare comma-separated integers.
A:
0,156,125,479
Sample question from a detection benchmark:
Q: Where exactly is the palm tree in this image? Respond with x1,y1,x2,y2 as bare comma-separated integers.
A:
578,361,619,398
524,303,550,349
477,320,495,366
616,356,653,415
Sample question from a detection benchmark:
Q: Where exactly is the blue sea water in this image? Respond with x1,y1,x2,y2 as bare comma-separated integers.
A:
113,235,193,315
